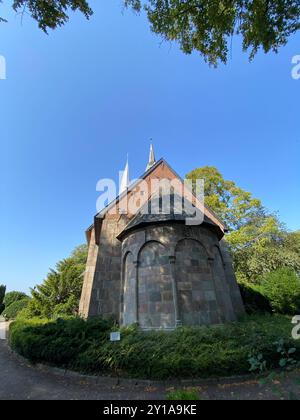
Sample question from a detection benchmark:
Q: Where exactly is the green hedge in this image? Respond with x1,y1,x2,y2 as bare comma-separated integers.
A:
9,315,300,379
4,291,28,309
3,299,30,320
239,282,272,314
260,269,300,315
239,269,300,316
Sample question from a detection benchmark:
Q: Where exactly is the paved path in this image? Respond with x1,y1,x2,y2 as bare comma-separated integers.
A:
0,327,300,400
0,321,8,340
0,340,168,400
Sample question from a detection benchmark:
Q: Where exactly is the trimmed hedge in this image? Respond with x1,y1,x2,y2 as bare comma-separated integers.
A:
9,315,300,380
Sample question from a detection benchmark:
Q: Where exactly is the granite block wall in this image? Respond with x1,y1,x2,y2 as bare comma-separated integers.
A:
120,223,245,329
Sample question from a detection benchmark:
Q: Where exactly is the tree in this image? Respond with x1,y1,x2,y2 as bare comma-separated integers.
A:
0,284,6,314
2,1,300,66
230,228,300,281
3,291,28,309
2,298,30,320
126,1,300,66
0,0,92,31
186,166,263,230
186,166,300,282
28,244,88,318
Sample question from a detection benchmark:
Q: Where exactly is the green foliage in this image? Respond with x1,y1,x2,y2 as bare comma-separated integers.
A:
248,338,299,374
239,281,272,314
4,291,28,309
240,269,300,316
126,1,300,66
186,166,300,282
0,284,6,314
166,389,201,400
248,351,267,373
231,228,300,282
275,339,298,370
1,0,92,31
186,166,263,230
3,298,30,320
260,269,300,315
2,1,300,66
28,244,88,318
10,317,114,365
10,315,300,380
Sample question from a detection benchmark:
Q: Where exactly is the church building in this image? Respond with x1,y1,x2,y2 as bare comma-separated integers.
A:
79,146,245,329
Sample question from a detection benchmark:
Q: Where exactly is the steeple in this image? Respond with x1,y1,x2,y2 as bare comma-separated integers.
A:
146,143,156,171
119,155,130,195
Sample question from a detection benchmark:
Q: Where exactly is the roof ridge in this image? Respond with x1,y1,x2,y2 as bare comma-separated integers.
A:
87,158,226,234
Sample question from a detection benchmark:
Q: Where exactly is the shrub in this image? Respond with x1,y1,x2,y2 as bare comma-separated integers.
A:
260,268,300,315
10,317,114,364
239,282,272,314
3,298,30,320
9,315,300,380
4,291,28,309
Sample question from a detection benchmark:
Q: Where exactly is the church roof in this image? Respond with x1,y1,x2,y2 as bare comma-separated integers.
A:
87,158,227,243
95,157,166,219
117,191,222,240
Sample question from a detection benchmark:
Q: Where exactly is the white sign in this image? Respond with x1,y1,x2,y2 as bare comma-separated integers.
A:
110,332,121,342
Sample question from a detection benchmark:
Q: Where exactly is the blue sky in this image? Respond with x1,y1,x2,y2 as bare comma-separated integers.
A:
0,1,299,293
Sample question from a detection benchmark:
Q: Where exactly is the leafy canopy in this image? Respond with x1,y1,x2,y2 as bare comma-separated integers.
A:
0,0,93,31
186,166,263,230
126,0,300,65
3,290,28,308
231,228,300,281
2,1,300,65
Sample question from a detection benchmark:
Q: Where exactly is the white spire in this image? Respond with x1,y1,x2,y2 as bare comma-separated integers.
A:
120,155,130,195
146,143,156,171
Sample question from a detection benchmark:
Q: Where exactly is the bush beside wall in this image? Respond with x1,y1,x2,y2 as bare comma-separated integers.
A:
260,268,300,315
9,315,300,380
239,268,300,316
